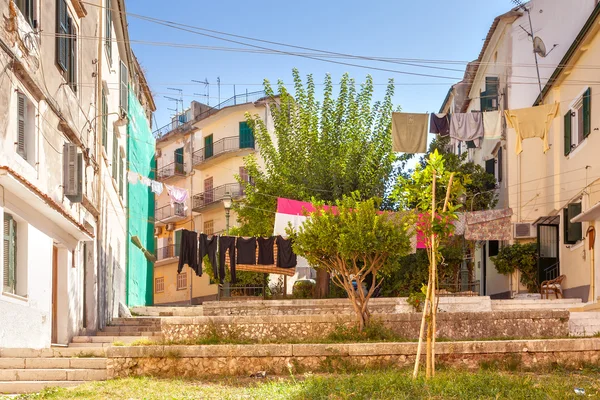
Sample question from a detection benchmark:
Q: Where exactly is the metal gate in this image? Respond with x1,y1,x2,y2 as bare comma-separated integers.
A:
537,224,559,284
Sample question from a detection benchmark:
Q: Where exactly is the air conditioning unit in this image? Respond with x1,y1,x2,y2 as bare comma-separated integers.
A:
63,143,82,203
514,223,535,238
166,222,176,231
154,226,162,236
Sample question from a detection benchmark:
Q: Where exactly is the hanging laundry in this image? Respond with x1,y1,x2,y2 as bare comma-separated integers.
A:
391,112,428,154
219,236,236,284
257,237,275,265
450,112,484,148
127,171,139,185
151,180,163,195
465,208,513,241
200,233,218,278
236,237,257,265
177,230,199,275
276,236,297,268
165,184,188,209
483,110,502,140
504,103,559,154
429,113,450,136
140,176,152,187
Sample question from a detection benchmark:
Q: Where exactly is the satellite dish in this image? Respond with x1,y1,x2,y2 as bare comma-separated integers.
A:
533,36,547,57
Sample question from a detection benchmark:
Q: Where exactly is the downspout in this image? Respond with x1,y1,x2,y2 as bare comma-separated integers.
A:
95,0,105,330
189,132,194,305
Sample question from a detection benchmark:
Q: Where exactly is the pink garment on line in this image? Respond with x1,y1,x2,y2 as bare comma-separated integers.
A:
165,184,188,210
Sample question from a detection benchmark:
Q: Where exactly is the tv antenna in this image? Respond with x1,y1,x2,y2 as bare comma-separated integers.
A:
512,0,544,95
192,79,210,105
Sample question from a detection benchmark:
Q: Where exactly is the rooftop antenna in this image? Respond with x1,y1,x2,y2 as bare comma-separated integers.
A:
167,87,184,115
511,0,543,95
191,79,210,106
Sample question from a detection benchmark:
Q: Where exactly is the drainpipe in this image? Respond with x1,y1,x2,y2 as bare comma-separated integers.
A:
189,132,194,305
95,0,104,331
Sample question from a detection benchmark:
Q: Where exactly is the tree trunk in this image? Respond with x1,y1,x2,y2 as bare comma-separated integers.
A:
315,269,330,298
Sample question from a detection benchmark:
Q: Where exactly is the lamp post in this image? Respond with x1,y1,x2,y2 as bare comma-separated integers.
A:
223,192,232,235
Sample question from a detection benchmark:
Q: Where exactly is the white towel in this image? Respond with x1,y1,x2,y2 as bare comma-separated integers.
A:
483,111,502,140
127,171,139,184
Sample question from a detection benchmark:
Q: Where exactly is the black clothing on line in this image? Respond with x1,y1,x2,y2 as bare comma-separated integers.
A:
236,237,257,265
177,230,199,275
219,236,236,284
200,233,218,278
276,235,297,268
429,113,450,136
257,237,275,265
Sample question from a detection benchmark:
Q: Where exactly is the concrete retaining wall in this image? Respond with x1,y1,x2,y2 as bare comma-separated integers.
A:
106,338,600,377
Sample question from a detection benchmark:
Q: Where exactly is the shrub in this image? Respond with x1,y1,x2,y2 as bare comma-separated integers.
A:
292,280,315,299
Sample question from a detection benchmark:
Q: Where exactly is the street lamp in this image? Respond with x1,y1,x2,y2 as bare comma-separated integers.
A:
223,192,232,235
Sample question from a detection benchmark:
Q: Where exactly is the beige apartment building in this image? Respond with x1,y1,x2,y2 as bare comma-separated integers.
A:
152,93,273,305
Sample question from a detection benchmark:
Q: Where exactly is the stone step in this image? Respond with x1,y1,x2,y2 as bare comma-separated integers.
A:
0,368,106,381
0,348,106,358
97,331,159,336
0,358,106,369
108,318,161,326
71,336,161,344
0,380,86,394
569,312,600,320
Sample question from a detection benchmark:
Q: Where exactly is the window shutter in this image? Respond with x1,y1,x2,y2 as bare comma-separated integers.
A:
63,143,78,196
497,147,503,182
174,148,184,174
102,88,108,149
118,157,123,197
3,214,16,293
56,0,68,71
112,132,118,178
485,159,495,176
583,87,591,138
567,203,583,244
564,111,572,156
239,122,255,149
17,93,26,158
119,61,128,113
174,230,182,257
68,16,77,91
105,0,112,61
204,135,213,158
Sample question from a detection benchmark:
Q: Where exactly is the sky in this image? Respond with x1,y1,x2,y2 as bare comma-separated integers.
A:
125,0,514,132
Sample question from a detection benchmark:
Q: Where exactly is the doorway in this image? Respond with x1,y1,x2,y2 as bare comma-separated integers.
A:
52,246,58,344
537,224,559,284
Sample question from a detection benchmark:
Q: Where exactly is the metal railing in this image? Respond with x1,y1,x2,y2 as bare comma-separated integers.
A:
156,162,186,180
544,262,560,282
155,203,186,221
218,284,265,300
153,90,267,139
156,245,177,261
192,135,255,166
437,280,481,297
192,183,243,211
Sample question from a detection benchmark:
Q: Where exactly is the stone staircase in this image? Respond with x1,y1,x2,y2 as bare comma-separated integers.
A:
491,298,582,311
569,312,600,337
69,318,163,348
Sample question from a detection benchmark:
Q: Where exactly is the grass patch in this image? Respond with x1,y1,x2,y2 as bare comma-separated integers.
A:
111,341,126,347
324,319,408,343
14,369,600,399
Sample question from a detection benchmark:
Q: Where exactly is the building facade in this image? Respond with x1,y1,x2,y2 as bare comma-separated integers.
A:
0,0,153,348
152,93,272,305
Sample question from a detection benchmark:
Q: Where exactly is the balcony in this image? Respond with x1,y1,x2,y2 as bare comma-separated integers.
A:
156,244,177,262
155,203,187,225
193,136,255,169
157,162,186,181
192,183,243,212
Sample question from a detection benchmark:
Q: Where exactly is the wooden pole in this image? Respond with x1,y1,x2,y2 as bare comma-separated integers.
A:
426,173,437,378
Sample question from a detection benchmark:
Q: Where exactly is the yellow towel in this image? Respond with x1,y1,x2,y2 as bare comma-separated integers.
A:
391,112,428,154
504,103,559,154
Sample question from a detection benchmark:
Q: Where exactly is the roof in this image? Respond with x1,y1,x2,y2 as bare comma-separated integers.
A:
535,3,600,105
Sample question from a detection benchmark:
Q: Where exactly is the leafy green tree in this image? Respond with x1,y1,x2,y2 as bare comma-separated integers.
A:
290,194,411,330
492,242,539,293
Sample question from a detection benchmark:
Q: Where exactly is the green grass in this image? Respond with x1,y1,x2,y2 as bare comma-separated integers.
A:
13,369,600,400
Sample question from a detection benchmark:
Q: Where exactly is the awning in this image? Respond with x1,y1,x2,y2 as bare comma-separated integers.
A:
571,202,600,223
533,215,560,226
0,167,93,241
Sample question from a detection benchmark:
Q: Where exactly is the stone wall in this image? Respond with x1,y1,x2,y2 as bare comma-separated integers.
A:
159,310,569,342
107,338,600,378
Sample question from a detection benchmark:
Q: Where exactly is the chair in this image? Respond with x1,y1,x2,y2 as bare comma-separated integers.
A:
540,275,566,299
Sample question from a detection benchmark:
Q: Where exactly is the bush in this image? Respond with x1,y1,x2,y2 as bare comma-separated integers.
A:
492,242,539,292
292,279,315,299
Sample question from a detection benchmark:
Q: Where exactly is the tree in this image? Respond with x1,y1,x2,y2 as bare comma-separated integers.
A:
492,242,539,293
290,194,411,330
236,69,397,297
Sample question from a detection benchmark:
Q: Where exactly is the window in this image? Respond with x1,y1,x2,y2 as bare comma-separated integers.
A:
204,134,213,159
204,177,213,204
104,0,112,62
564,203,582,244
16,0,35,27
177,272,187,290
203,220,214,235
174,230,182,257
119,61,128,113
565,88,591,156
488,240,499,257
239,121,255,149
485,159,495,177
56,0,77,92
480,77,499,112
496,147,503,183
3,214,17,294
112,131,118,178
174,147,184,174
154,277,164,293
101,87,108,151
16,92,35,163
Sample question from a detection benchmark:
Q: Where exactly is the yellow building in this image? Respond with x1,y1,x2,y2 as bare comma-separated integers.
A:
152,93,273,305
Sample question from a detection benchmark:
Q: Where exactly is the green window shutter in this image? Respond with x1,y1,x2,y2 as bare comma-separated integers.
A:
119,61,128,113
485,159,495,176
497,148,503,182
67,16,76,91
174,148,184,174
56,0,68,71
112,132,118,178
3,214,16,293
118,157,123,197
583,87,591,138
568,203,582,244
239,122,255,149
102,88,108,149
174,230,182,257
105,0,112,61
564,111,572,156
204,135,213,159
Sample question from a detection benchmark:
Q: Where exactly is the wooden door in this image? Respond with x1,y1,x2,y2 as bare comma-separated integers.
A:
204,177,213,204
52,246,58,344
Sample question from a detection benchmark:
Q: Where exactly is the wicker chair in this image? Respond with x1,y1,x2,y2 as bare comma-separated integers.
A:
540,275,566,299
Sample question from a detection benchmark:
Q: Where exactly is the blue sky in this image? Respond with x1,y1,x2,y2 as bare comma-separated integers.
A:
126,1,513,131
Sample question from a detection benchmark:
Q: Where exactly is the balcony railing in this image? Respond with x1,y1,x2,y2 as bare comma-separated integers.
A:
192,183,243,211
155,203,186,222
192,135,255,166
156,245,177,261
157,162,185,181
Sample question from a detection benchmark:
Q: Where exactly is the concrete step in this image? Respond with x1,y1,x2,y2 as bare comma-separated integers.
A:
97,331,159,336
0,368,106,381
108,318,161,326
131,306,204,317
569,312,600,320
0,348,106,358
71,336,161,344
492,299,582,310
0,380,86,394
0,358,106,369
